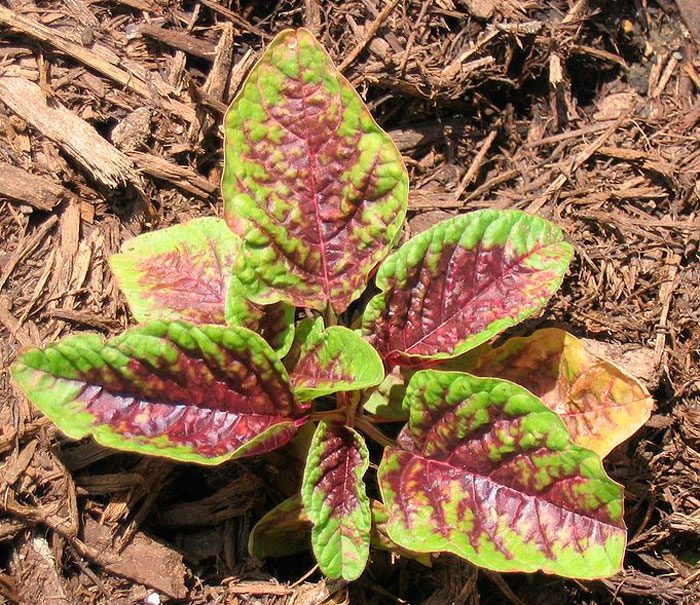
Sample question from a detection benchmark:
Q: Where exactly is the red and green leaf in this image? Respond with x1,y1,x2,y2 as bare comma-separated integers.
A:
378,370,626,578
225,274,295,355
11,321,307,465
363,210,574,366
249,495,311,559
222,28,408,313
290,318,384,401
450,328,653,457
302,421,371,580
109,217,238,324
370,500,431,566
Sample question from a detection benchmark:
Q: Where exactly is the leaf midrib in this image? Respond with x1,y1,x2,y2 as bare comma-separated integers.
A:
400,239,554,355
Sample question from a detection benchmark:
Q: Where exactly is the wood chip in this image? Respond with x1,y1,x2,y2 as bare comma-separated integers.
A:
0,6,196,123
0,163,70,211
0,77,141,189
141,24,216,61
10,533,71,605
0,214,58,292
82,517,188,599
126,151,216,198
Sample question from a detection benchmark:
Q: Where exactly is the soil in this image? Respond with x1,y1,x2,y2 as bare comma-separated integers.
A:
0,1,699,604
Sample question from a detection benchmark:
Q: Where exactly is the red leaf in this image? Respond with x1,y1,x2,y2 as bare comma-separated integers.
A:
363,210,573,366
11,321,308,464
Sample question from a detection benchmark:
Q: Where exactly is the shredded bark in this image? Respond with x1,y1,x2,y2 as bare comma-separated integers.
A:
0,1,698,603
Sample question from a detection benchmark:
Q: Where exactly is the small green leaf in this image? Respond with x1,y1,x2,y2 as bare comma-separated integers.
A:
363,209,574,366
302,421,371,580
109,217,238,324
11,321,307,464
249,495,311,559
222,28,408,313
362,366,410,421
291,318,384,401
378,370,627,578
226,274,295,355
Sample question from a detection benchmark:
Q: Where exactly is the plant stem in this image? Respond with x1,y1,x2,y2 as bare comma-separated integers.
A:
323,304,337,327
309,409,345,423
356,417,396,449
342,391,361,426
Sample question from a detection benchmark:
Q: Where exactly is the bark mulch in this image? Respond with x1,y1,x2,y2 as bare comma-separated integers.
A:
0,1,698,604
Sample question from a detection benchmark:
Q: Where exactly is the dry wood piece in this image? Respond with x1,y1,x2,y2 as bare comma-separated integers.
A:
676,0,700,42
198,0,269,38
0,215,58,293
0,5,196,123
0,77,140,189
82,517,188,599
126,151,216,198
203,23,235,101
453,128,498,200
157,474,262,528
141,24,216,61
0,162,70,211
339,0,400,72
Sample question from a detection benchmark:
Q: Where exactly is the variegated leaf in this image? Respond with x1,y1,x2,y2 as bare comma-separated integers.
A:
448,328,654,457
109,217,238,324
11,321,307,464
302,421,371,580
291,318,384,401
222,28,408,313
363,210,573,366
378,370,626,578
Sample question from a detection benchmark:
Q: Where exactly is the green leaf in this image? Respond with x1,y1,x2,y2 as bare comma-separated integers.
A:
302,421,371,580
291,318,384,401
444,328,654,457
11,321,307,465
109,217,238,324
263,420,317,498
225,274,295,356
363,209,574,366
362,366,410,421
249,495,311,559
222,28,408,313
378,370,626,578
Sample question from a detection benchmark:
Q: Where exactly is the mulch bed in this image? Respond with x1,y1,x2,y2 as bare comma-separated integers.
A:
1,1,698,603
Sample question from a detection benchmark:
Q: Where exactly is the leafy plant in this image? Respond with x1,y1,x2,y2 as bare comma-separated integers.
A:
11,29,653,582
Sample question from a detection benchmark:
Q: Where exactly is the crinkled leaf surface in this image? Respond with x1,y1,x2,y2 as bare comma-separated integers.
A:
378,370,626,578
302,421,371,580
455,328,653,457
363,210,574,366
249,495,311,559
225,274,295,355
11,321,307,465
109,217,238,324
222,28,408,313
291,318,384,401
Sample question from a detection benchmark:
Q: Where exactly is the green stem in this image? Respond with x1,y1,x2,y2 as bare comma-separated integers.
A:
309,409,345,423
356,417,396,449
322,303,337,327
